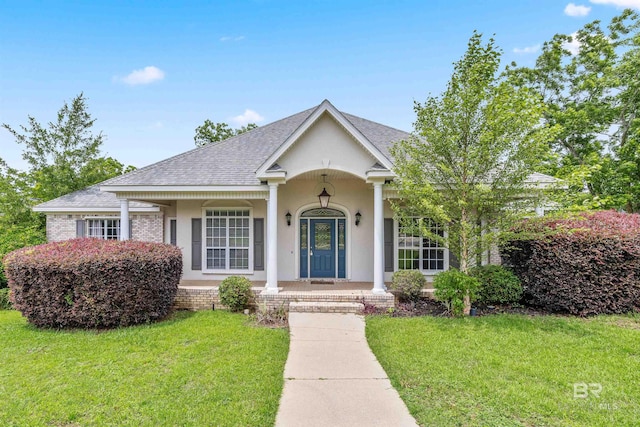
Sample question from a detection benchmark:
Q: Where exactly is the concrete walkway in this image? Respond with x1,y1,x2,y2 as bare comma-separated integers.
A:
275,313,418,427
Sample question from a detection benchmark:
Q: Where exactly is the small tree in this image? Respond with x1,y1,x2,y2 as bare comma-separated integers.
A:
2,93,132,207
194,120,257,147
391,32,558,315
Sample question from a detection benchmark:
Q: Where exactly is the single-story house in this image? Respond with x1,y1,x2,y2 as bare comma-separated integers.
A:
35,100,555,298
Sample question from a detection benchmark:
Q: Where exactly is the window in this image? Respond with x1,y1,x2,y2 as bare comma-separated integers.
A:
398,218,446,272
87,219,120,240
205,209,250,270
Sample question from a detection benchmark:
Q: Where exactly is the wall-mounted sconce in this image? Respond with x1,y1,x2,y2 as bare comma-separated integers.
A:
355,211,362,226
285,211,292,226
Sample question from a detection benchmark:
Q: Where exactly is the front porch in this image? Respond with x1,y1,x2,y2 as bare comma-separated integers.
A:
174,280,435,312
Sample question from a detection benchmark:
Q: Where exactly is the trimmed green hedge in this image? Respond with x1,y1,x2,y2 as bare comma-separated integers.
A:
3,238,182,328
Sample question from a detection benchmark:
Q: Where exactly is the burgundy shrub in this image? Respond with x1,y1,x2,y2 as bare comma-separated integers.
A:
3,238,182,328
501,210,640,316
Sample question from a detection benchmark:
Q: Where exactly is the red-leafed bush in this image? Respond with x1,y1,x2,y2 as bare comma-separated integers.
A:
3,238,182,328
501,210,640,316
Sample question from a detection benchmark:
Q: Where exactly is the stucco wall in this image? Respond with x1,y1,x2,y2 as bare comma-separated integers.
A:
177,199,268,281
176,180,392,283
46,213,164,242
278,113,378,180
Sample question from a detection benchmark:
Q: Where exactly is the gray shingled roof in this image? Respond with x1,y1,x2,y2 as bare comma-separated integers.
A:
34,185,156,211
34,101,559,212
102,103,411,187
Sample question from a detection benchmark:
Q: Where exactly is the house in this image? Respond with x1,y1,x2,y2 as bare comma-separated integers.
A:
34,100,555,305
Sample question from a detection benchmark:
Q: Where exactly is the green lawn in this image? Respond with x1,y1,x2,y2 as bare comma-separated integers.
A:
367,314,640,427
0,310,289,427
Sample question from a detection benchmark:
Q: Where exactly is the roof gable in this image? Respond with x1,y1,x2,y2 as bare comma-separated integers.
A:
256,100,395,179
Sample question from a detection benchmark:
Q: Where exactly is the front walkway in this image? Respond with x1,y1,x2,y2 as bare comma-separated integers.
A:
275,312,418,427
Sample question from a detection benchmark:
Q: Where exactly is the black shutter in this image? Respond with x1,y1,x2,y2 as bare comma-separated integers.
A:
191,218,202,271
129,220,133,240
170,219,177,246
254,218,264,271
76,220,85,238
384,218,394,272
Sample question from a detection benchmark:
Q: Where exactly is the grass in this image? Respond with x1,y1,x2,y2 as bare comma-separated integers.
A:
0,309,289,427
366,314,640,427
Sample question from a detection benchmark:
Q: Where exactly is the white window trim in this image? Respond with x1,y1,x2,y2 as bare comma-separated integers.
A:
394,218,449,276
86,218,121,240
201,207,254,274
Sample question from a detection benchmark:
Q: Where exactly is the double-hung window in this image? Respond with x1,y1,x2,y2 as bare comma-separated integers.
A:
87,219,120,240
398,218,447,272
205,209,251,270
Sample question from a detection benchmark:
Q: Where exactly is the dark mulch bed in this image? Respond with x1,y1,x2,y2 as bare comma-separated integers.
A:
364,299,551,317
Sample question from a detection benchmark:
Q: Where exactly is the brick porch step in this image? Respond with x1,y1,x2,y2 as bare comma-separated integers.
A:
288,301,365,314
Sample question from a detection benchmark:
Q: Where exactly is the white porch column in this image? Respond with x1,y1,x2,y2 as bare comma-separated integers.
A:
265,183,279,294
120,199,130,241
372,181,386,294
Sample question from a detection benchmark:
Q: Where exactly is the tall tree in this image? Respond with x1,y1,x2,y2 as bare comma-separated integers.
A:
2,93,132,206
391,32,557,315
194,120,257,147
507,9,640,210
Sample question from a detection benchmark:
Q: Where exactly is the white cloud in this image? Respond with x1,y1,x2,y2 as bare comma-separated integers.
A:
230,109,264,126
565,3,591,16
119,66,165,85
590,0,640,8
220,36,245,42
513,44,541,54
563,32,582,55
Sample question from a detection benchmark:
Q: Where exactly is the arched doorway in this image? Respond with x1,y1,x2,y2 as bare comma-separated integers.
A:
299,208,346,278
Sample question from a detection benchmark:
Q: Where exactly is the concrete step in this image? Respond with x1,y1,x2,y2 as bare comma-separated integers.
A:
289,301,365,314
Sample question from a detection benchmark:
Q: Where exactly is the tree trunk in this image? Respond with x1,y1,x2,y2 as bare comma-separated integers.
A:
460,209,471,316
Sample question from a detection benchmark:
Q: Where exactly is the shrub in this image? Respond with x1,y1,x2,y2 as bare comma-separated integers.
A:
218,276,253,312
501,210,640,316
253,302,287,327
433,269,480,317
3,238,182,328
0,224,46,288
469,265,523,305
0,288,11,310
391,270,426,302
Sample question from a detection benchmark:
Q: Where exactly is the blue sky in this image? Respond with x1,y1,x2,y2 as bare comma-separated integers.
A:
0,0,635,170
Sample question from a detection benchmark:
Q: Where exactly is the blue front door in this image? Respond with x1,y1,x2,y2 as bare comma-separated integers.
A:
310,219,335,278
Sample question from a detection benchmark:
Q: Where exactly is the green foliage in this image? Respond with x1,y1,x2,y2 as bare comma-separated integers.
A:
469,265,522,305
4,239,182,328
2,93,132,208
508,10,640,211
392,32,556,274
218,276,253,312
0,224,45,288
433,269,480,317
0,288,11,310
391,270,426,302
392,32,555,314
194,119,257,147
0,310,289,426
